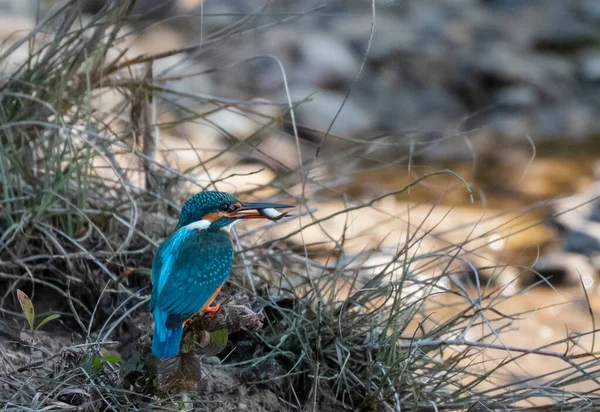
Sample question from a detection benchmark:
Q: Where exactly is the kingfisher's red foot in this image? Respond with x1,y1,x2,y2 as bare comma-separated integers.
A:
204,303,221,318
183,318,193,327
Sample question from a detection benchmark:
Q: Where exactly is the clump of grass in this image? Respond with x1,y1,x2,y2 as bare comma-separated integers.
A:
250,243,600,410
2,1,600,411
0,0,306,408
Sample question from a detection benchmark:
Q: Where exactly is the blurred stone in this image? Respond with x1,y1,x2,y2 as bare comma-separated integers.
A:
590,201,600,223
0,14,40,74
575,0,600,23
536,101,600,140
472,46,573,92
564,230,600,257
83,0,175,20
495,86,539,108
281,88,373,136
550,182,600,276
92,151,146,189
177,0,204,11
579,52,600,81
157,131,224,170
530,252,596,286
202,356,221,365
534,25,600,54
130,26,185,55
375,86,468,134
267,28,361,82
204,102,280,142
488,114,530,140
185,164,276,194
255,133,306,171
0,0,36,17
329,13,418,59
89,87,126,118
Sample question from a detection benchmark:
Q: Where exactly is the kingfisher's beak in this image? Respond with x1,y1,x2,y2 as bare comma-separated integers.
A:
227,201,294,219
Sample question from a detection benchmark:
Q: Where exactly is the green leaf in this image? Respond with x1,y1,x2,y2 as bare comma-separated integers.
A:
91,354,102,370
82,353,103,374
36,314,61,330
103,354,122,364
16,289,35,329
210,328,229,353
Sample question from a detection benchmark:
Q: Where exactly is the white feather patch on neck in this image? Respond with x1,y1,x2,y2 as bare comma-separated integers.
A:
183,220,211,231
225,220,241,231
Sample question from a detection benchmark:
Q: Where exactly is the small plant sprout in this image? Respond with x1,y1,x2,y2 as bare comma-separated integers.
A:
16,289,61,343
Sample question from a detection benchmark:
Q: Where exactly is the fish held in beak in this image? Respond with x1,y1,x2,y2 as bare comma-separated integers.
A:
227,201,293,221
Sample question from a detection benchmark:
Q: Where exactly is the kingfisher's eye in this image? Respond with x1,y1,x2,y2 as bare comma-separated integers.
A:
221,203,236,212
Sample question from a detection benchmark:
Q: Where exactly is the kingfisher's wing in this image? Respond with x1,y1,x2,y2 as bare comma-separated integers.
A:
150,228,233,320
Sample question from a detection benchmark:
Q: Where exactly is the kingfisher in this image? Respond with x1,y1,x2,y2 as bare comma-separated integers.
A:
150,191,292,358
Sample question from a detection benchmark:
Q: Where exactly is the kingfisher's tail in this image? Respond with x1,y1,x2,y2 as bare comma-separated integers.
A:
152,308,183,358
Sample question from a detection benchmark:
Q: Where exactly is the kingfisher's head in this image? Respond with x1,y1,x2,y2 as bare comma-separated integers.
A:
178,191,292,230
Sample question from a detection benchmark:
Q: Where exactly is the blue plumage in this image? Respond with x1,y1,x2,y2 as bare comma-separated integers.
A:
151,192,237,359
151,307,183,358
150,191,292,358
151,227,234,358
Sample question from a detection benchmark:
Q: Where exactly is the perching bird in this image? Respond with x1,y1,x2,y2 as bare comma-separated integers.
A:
150,191,292,358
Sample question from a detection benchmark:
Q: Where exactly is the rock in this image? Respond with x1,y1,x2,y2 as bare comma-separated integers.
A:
281,87,373,136
564,230,600,257
246,27,362,96
203,356,221,365
529,252,596,286
488,114,531,141
534,25,600,54
553,182,600,228
574,0,600,23
533,101,600,140
177,0,203,11
254,132,310,171
495,86,539,108
84,0,176,20
549,182,600,277
0,14,41,75
376,86,468,134
328,13,418,59
92,151,146,189
0,1,36,17
157,131,225,170
471,45,573,93
202,101,280,142
590,201,600,223
285,29,361,80
185,163,276,194
578,52,600,81
178,0,264,29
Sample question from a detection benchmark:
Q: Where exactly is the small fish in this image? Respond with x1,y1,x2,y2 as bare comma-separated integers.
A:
260,208,288,221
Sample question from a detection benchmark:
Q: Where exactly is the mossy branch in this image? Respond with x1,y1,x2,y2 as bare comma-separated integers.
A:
156,301,265,393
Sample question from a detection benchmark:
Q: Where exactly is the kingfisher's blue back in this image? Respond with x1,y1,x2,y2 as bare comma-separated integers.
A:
150,227,233,358
150,191,292,358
